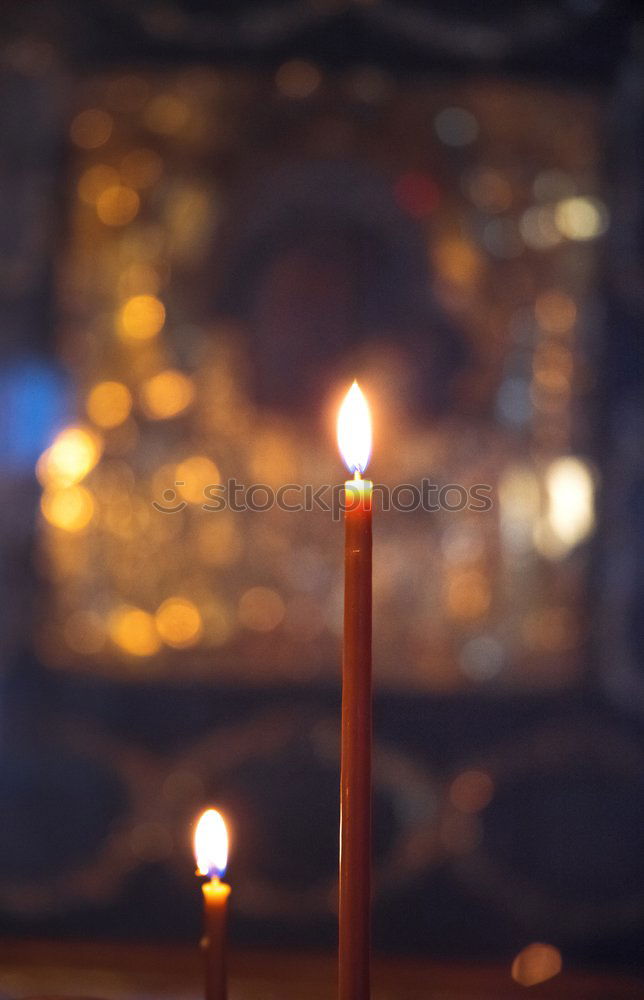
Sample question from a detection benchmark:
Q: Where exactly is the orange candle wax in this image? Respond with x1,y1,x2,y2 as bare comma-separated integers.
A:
337,383,373,1000
201,877,230,1000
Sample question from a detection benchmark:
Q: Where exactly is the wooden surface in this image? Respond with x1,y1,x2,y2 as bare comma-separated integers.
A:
0,941,642,1000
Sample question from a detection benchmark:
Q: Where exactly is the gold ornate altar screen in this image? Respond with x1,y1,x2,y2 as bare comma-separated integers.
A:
38,66,602,692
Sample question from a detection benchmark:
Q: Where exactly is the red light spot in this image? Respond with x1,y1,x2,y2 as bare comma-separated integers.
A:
394,172,440,219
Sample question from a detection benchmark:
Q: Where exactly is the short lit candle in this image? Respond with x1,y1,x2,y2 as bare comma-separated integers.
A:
194,808,231,1000
337,381,373,1000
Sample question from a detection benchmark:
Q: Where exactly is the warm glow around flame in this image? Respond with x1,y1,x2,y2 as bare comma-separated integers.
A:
194,808,228,879
337,381,372,475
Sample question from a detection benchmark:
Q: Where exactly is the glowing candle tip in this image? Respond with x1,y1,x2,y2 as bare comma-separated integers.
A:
194,808,228,879
337,381,372,475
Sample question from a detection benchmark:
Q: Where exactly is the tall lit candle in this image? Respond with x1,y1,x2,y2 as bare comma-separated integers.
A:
194,808,231,1000
337,381,373,1000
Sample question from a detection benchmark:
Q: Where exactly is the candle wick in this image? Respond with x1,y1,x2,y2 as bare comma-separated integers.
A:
354,469,362,482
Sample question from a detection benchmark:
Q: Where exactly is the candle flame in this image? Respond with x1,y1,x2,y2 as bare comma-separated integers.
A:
337,381,372,475
194,808,228,878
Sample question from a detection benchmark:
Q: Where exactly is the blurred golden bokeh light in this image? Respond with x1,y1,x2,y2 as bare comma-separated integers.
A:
534,290,577,334
86,380,133,429
175,455,220,504
533,343,573,393
96,184,140,226
155,597,203,648
555,196,607,241
511,943,562,987
78,164,120,206
141,369,195,419
37,426,102,488
545,456,595,550
238,587,285,632
39,67,595,694
117,294,166,341
41,485,95,533
434,237,482,287
70,108,113,149
109,605,160,657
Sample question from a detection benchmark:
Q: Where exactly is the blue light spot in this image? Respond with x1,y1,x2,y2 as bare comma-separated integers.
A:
0,359,71,471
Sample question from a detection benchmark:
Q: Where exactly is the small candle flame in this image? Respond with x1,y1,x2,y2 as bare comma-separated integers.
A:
337,381,372,475
194,808,228,878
